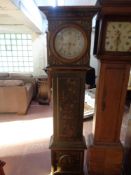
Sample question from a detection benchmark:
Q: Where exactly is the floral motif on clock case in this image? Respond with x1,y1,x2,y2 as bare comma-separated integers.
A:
58,77,81,140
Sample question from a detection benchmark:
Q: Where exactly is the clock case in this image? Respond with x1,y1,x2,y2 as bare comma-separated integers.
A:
94,6,131,62
39,6,99,175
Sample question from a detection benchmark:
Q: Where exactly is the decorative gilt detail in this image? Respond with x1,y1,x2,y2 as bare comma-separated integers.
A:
56,154,74,172
49,21,63,31
52,150,83,173
58,77,81,139
49,20,91,32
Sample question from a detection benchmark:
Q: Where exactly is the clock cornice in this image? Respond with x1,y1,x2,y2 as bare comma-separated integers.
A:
39,6,99,20
96,0,131,6
100,6,131,16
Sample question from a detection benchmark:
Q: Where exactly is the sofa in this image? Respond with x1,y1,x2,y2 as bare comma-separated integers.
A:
0,73,36,114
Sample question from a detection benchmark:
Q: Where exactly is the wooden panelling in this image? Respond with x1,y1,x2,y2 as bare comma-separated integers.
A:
93,63,130,143
87,144,123,175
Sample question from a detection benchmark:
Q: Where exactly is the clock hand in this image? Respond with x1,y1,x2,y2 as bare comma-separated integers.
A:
115,30,121,51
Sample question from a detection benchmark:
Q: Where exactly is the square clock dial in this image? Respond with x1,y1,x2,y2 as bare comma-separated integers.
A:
105,22,131,52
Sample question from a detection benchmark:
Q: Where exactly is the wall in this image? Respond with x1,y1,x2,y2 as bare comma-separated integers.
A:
90,29,100,77
32,32,47,77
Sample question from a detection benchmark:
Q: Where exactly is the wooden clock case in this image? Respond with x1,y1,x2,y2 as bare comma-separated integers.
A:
39,6,98,175
87,1,131,175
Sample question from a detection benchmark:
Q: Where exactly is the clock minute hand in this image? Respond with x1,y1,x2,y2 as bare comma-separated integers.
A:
115,30,121,51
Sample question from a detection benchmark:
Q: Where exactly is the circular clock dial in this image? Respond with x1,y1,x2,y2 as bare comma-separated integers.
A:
105,22,131,52
54,26,87,60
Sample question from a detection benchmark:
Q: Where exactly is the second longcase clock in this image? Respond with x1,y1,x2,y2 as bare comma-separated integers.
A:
87,3,131,175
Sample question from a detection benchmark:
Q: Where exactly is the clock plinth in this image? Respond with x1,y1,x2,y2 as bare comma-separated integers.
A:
39,6,98,175
49,136,86,175
87,137,123,175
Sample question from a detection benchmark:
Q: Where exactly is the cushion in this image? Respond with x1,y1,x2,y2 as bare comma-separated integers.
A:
0,73,9,78
9,73,33,79
0,80,24,86
0,80,5,86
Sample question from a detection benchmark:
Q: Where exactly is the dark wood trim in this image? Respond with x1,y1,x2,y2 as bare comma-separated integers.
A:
99,0,131,6
39,6,100,20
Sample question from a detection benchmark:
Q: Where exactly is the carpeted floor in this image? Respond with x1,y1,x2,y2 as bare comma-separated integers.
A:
0,100,129,175
0,101,53,175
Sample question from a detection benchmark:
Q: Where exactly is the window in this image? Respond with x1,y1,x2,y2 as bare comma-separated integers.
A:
0,33,33,73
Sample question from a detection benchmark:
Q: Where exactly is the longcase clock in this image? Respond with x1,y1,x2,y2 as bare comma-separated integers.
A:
39,6,98,175
87,1,131,175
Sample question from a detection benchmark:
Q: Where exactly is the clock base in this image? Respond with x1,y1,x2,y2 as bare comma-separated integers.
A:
49,136,86,175
50,150,85,175
87,141,123,175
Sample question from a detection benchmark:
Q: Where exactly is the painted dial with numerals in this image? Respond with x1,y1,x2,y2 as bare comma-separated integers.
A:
54,26,87,60
105,22,131,52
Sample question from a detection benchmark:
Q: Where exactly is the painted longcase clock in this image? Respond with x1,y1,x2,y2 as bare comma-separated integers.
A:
39,6,98,175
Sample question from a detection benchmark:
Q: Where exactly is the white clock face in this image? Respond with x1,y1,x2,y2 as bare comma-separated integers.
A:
105,22,131,52
54,27,87,59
